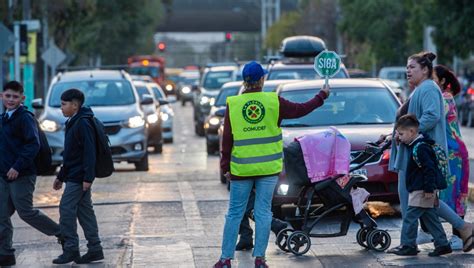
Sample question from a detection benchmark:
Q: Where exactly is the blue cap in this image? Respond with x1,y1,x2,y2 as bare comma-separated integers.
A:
242,61,268,83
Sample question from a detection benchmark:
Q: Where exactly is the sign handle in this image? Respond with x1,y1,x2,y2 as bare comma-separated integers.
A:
325,76,329,88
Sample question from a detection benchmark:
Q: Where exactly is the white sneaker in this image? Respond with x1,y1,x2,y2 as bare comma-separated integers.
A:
416,230,433,244
449,235,463,250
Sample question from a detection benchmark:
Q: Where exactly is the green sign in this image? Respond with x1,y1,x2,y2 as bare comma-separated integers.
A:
314,50,341,78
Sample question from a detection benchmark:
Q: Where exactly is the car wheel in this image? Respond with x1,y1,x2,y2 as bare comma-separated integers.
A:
207,141,218,155
195,123,205,137
182,100,186,106
220,170,227,184
135,153,149,171
164,137,173,143
468,110,474,127
153,144,163,154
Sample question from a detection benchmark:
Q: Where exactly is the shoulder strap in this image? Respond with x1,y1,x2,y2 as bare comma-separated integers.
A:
412,141,425,168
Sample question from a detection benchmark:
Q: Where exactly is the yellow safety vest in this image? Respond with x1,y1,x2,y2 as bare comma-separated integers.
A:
227,92,283,177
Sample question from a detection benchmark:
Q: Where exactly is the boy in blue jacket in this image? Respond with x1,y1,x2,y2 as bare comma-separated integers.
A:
52,89,103,264
0,81,63,267
388,114,451,256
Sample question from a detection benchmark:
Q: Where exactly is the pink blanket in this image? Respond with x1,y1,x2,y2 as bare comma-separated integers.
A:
296,127,351,183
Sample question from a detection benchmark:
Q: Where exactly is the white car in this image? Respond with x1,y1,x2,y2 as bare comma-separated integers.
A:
147,82,174,143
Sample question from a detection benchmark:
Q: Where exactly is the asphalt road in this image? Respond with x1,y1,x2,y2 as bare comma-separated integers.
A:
10,102,474,267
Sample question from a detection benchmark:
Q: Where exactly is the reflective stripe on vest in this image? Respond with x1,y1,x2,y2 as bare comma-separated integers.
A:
227,92,282,177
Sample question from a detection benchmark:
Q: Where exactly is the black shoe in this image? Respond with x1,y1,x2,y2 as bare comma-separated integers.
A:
235,240,254,251
52,251,80,264
75,250,104,264
387,245,418,256
428,245,452,257
56,234,65,250
0,255,16,266
271,219,288,236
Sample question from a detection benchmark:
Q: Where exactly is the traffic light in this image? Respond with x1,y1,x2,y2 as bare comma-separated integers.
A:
225,32,232,43
157,42,166,52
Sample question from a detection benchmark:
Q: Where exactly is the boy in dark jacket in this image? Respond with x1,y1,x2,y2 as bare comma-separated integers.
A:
0,81,63,266
52,89,103,264
389,114,451,256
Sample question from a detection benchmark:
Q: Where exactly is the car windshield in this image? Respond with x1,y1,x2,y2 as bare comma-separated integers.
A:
49,80,135,107
135,86,152,101
267,68,347,80
150,85,165,99
180,77,199,85
215,86,240,106
280,87,398,127
129,66,160,78
202,71,233,90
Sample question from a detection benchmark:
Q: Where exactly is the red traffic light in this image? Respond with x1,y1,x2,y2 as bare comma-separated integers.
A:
225,32,232,42
157,42,166,51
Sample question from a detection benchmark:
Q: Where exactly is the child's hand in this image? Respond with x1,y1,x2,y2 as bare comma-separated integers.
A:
83,182,92,192
53,179,63,190
6,168,19,180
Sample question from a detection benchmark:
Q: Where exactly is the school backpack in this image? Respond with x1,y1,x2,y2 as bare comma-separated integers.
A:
25,111,53,175
88,117,114,178
412,142,448,190
74,116,114,178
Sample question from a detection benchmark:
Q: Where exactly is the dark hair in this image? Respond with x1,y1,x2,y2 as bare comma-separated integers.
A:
396,114,419,130
408,51,437,78
434,65,461,96
61,88,85,107
3,81,24,94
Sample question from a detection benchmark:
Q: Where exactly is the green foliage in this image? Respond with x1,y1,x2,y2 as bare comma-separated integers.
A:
265,11,301,50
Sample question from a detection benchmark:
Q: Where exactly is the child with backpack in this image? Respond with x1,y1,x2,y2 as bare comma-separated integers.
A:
388,114,451,256
52,89,104,264
0,81,63,267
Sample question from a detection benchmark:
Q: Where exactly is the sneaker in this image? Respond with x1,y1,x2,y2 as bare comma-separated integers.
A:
52,251,80,264
255,257,269,268
416,230,433,245
428,245,452,257
213,258,231,268
449,235,463,251
0,255,16,266
235,239,254,251
75,250,104,264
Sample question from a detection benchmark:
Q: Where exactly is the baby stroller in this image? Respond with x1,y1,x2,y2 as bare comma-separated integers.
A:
276,140,392,256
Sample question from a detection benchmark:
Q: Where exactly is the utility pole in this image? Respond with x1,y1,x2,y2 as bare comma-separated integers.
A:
42,0,49,97
261,0,281,58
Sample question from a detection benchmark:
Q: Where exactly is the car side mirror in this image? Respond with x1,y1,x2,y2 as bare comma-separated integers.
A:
215,107,226,117
158,99,169,106
141,94,154,105
32,98,44,109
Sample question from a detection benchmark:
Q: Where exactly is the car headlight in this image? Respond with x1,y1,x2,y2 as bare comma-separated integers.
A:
181,86,191,94
200,96,210,105
165,84,173,91
209,117,220,125
126,116,145,128
161,112,169,121
209,97,215,106
277,184,289,195
146,113,159,124
40,119,60,132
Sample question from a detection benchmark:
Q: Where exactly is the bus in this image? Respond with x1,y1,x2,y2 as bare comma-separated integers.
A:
128,55,166,87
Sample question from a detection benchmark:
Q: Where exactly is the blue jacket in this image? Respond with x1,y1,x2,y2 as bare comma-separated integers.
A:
406,134,445,193
0,105,40,178
57,107,96,183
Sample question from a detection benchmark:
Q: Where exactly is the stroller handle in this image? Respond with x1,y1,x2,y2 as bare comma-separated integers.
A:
349,140,392,173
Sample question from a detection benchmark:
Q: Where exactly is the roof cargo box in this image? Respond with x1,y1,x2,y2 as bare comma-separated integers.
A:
280,36,326,58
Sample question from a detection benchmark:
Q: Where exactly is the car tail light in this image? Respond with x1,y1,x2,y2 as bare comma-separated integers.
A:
381,149,391,161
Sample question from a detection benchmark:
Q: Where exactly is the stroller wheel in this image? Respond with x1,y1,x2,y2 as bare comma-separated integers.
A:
287,231,311,256
367,229,391,252
356,227,371,248
276,228,293,252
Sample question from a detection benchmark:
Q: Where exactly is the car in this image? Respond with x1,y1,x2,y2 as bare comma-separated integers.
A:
271,79,401,218
237,79,302,95
204,81,242,154
267,61,349,80
378,66,407,90
147,82,175,143
380,79,407,103
32,70,150,172
193,65,239,136
163,67,183,97
177,70,200,106
459,85,474,127
132,80,164,153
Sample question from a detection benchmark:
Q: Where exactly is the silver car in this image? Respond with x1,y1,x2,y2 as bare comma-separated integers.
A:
32,70,150,172
147,82,174,143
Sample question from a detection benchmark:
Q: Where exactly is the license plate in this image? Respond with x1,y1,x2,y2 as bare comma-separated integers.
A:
351,168,368,177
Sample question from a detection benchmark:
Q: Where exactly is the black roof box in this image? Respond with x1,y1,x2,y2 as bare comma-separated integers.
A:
280,36,326,58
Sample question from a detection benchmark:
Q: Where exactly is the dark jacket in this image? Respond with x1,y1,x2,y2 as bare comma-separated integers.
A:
220,89,328,180
0,105,40,178
57,107,96,183
405,134,444,193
